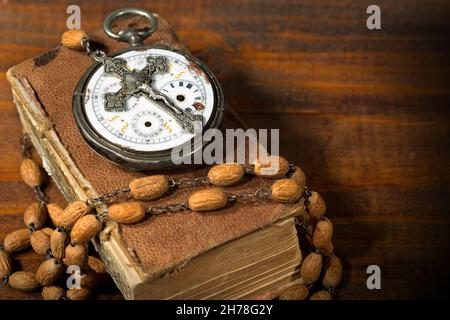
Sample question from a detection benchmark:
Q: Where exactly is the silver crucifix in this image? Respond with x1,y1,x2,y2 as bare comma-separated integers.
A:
99,55,199,133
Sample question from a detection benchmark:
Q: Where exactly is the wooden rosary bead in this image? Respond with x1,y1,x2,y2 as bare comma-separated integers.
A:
23,202,47,230
42,285,65,300
306,191,326,220
67,287,92,300
3,228,31,253
279,284,309,300
320,241,334,257
61,29,87,50
309,290,332,300
88,256,107,276
188,187,228,212
64,244,88,268
41,227,54,237
108,202,146,224
30,229,51,255
60,200,91,230
8,271,39,292
20,158,43,188
300,252,323,285
289,166,306,188
50,228,68,260
70,214,102,245
312,219,333,249
271,178,302,203
129,175,170,201
36,258,64,286
0,249,12,279
207,163,244,187
322,255,342,288
253,155,289,179
47,203,64,227
80,270,99,290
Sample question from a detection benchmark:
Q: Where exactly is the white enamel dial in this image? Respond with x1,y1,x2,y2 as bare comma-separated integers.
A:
83,48,215,152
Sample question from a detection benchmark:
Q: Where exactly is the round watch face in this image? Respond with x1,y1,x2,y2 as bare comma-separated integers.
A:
73,47,224,170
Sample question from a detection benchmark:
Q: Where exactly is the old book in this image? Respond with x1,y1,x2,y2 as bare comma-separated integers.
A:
6,14,306,299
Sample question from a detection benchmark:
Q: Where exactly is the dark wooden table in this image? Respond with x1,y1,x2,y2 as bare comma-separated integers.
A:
1,0,449,300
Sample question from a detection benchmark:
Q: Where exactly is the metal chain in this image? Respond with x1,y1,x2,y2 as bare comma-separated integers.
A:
146,202,189,215
34,186,47,204
1,247,8,284
142,188,272,216
2,274,9,286
92,50,107,63
20,134,32,159
243,164,254,175
303,185,311,198
81,37,108,63
168,177,209,188
96,209,109,223
86,188,131,208
228,188,271,203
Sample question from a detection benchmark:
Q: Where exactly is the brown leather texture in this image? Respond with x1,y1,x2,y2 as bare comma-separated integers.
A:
11,15,301,277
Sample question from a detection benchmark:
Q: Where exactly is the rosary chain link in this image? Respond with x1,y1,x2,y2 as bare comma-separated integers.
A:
86,188,131,208
243,164,254,175
27,223,36,234
45,249,54,261
96,210,109,223
2,274,9,286
168,176,210,188
92,50,107,63
20,134,32,159
303,185,312,198
288,162,296,172
81,37,108,63
228,188,271,203
34,186,48,204
146,202,189,215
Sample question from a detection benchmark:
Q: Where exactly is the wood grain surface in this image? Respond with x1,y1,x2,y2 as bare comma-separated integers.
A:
1,0,450,300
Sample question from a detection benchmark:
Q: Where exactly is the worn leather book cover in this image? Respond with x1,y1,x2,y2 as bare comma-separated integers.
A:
6,14,305,299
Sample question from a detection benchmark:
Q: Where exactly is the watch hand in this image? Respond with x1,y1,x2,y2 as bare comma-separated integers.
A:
139,89,198,133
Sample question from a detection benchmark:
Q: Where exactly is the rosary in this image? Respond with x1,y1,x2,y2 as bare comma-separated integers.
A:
0,132,342,300
0,28,342,300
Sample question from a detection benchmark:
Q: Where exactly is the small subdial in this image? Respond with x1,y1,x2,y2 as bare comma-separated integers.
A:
160,80,206,114
131,111,165,139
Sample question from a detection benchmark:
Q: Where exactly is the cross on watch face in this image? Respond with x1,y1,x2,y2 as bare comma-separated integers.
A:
80,48,217,153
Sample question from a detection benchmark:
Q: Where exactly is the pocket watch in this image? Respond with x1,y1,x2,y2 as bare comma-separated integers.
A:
73,8,224,171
